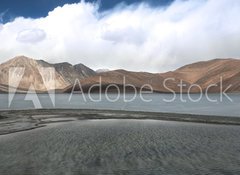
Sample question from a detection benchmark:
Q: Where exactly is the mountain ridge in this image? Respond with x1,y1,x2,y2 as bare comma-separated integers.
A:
0,56,239,93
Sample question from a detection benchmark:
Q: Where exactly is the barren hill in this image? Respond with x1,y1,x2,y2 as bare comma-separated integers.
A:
0,56,239,93
161,58,240,92
0,56,96,92
66,58,240,93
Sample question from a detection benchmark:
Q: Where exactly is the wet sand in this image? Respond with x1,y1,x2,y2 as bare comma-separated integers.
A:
1,109,240,135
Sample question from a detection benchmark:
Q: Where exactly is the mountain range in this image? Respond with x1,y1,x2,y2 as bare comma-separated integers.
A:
0,56,239,93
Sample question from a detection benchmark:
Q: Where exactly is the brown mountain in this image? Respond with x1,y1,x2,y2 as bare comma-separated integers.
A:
0,56,66,92
65,69,190,93
66,58,240,93
161,58,240,92
0,56,96,92
0,56,239,93
38,60,96,84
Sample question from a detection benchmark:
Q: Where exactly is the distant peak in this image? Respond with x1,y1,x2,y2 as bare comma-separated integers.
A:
1,55,37,66
54,62,72,66
13,55,33,60
96,69,110,73
74,63,87,67
9,55,35,62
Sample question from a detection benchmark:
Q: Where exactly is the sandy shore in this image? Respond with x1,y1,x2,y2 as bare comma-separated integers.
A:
0,109,240,135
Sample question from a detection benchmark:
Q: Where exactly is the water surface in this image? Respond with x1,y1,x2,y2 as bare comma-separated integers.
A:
1,93,240,117
0,119,239,175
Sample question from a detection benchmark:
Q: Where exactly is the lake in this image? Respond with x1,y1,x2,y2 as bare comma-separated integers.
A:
1,93,240,174
1,93,240,117
0,119,240,175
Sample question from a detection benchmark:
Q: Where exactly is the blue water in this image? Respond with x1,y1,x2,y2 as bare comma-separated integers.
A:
1,93,240,117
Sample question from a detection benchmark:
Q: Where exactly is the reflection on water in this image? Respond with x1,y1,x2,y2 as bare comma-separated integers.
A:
1,93,240,116
0,120,240,175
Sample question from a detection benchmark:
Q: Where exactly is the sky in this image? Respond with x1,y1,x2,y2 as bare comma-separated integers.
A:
0,0,172,23
0,0,240,72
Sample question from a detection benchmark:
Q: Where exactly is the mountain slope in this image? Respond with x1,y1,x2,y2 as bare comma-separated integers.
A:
161,58,240,92
65,69,191,93
0,56,240,93
0,56,69,92
37,60,96,84
66,58,240,93
0,56,96,92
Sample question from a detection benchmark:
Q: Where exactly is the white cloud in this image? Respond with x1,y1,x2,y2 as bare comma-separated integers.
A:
16,28,46,43
0,0,239,72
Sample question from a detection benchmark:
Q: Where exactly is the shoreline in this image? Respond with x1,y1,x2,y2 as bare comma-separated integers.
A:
0,109,240,135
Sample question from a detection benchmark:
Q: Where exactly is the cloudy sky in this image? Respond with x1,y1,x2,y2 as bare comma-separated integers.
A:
0,0,239,72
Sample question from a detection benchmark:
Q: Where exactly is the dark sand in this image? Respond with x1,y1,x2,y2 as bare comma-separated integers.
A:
1,109,240,135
